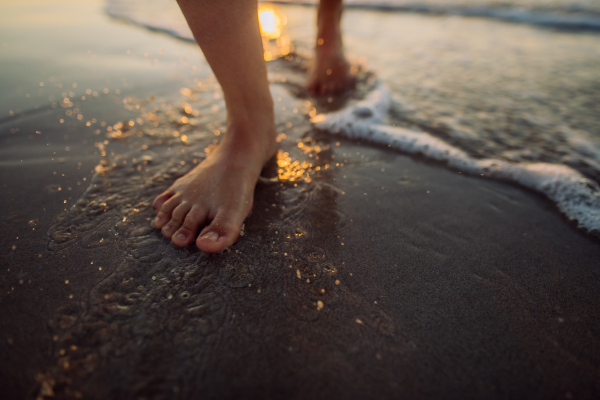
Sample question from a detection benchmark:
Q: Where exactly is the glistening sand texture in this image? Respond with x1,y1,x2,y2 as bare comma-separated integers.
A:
1,1,600,399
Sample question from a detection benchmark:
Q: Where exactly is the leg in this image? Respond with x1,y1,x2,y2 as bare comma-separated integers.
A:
152,0,277,253
307,0,353,95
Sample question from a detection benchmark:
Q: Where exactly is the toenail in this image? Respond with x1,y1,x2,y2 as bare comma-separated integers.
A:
200,231,218,241
175,232,186,240
163,224,173,231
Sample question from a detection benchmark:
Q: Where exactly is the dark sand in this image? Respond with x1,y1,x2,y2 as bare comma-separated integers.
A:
2,1,600,399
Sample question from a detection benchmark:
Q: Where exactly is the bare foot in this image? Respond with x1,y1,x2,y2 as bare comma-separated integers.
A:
307,0,353,96
152,117,277,253
164,0,277,252
307,46,352,96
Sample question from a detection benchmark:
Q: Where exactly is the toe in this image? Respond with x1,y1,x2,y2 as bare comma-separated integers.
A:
161,203,190,238
161,218,183,238
196,214,241,253
153,210,171,229
153,191,173,214
172,207,207,247
152,196,179,229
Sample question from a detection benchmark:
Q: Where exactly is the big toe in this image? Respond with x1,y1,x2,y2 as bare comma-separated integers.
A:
196,215,241,253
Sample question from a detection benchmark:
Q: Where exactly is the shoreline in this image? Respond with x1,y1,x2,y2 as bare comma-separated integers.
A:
1,1,600,398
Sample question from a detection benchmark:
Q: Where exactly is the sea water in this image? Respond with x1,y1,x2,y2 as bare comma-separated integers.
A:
105,0,600,234
107,0,600,32
3,1,599,396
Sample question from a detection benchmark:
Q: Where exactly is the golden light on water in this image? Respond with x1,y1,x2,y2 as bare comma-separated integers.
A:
258,6,282,40
277,150,312,183
258,6,292,61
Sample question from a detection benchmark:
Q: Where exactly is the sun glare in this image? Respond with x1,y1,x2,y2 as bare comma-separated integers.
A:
257,6,291,61
258,6,282,40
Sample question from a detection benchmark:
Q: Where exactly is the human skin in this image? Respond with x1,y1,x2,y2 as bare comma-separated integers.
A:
153,0,351,252
308,0,352,95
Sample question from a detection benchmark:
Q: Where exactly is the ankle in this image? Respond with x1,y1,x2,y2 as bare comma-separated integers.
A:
316,2,343,50
214,77,277,166
225,90,274,121
214,116,276,168
316,27,343,55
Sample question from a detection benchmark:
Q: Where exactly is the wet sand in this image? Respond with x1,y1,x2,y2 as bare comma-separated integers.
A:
2,1,600,399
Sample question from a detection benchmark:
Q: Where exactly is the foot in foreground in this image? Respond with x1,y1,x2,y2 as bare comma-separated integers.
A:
152,0,350,252
152,117,276,253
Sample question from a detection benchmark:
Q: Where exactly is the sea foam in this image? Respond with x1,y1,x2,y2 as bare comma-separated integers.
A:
106,0,600,37
312,81,600,235
271,0,600,30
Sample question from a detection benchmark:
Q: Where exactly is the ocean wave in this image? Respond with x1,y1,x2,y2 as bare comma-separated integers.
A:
106,0,600,37
270,0,600,30
312,81,600,235
105,0,194,42
104,0,600,234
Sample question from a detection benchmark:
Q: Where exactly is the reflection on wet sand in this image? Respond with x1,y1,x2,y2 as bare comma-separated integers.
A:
2,1,599,398
37,54,406,399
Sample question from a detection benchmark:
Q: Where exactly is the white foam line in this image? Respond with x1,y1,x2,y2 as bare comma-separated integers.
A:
313,81,600,234
267,1,600,31
105,0,600,49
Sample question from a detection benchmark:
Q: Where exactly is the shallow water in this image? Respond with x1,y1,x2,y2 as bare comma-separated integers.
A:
105,0,600,233
5,27,380,392
2,1,600,398
108,0,600,31
34,66,404,397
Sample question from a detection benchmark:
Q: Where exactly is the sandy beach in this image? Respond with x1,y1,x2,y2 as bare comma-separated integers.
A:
1,1,600,399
